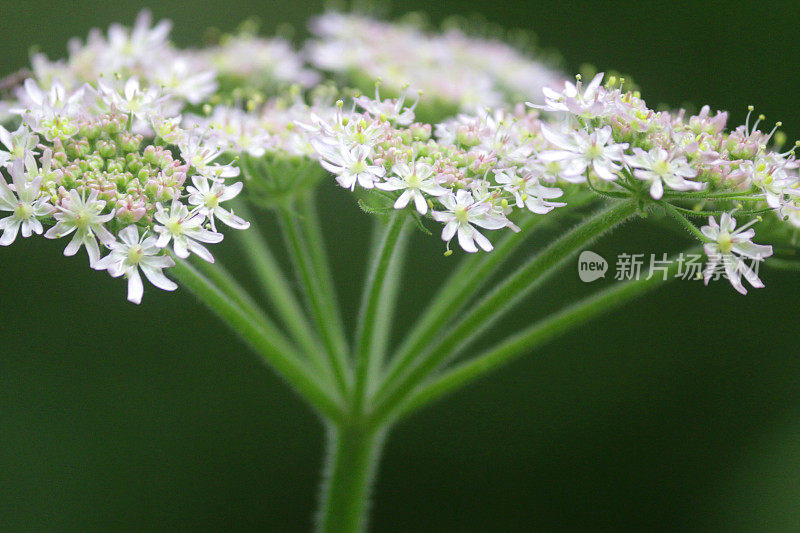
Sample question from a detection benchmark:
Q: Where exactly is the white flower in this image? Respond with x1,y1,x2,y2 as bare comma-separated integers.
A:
378,161,448,215
98,77,166,120
95,225,177,304
539,125,627,182
354,88,417,126
179,135,240,180
44,189,115,266
186,175,249,231
701,212,773,295
534,72,607,117
311,139,386,191
0,159,53,245
624,147,703,200
154,200,223,262
431,190,508,253
0,124,39,165
494,170,565,214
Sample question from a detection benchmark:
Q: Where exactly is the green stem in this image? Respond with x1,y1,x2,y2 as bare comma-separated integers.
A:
298,193,351,356
383,196,594,393
171,259,344,423
367,222,411,389
352,213,407,415
317,423,387,533
397,249,692,421
370,201,637,425
662,202,711,242
231,200,329,372
277,202,352,396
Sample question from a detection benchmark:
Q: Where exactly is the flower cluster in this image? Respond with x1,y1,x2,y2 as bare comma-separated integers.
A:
27,10,216,110
0,78,248,304
305,93,567,252
306,12,564,113
530,72,798,293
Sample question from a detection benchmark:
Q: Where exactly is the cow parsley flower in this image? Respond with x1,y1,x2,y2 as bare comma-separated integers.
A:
701,212,773,295
539,125,627,182
624,147,703,199
311,140,385,190
43,189,116,266
378,161,447,214
186,176,249,231
0,159,53,245
154,200,223,262
94,225,177,304
432,190,508,253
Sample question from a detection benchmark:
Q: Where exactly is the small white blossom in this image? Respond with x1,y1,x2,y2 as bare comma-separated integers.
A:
701,212,773,295
186,175,249,231
535,72,607,116
311,139,386,191
0,159,53,245
98,77,166,121
431,190,508,253
624,147,703,200
179,135,240,180
44,189,115,266
154,200,223,262
95,225,177,304
494,169,565,214
539,125,627,182
378,161,447,214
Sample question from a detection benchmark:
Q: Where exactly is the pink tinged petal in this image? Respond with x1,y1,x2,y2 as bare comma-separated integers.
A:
394,189,412,210
94,253,118,272
592,160,618,181
472,229,493,252
457,224,478,253
724,258,747,295
20,220,32,238
649,179,664,200
413,191,428,215
93,223,116,245
127,269,144,305
441,220,457,242
187,240,214,263
219,181,243,201
118,225,140,245
214,208,250,230
540,125,577,151
732,241,773,260
63,232,84,256
173,238,189,258
156,232,171,248
0,219,21,245
141,264,178,292
84,236,100,267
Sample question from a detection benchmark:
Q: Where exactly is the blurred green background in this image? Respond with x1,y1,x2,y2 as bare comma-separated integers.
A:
1,1,799,531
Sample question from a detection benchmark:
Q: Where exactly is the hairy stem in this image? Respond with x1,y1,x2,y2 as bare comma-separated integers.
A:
277,202,352,396
352,213,408,415
317,423,387,533
231,200,330,374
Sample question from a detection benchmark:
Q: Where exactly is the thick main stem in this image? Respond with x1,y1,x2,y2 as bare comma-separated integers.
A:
317,423,386,533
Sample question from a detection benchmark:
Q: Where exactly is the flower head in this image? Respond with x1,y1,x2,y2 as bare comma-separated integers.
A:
701,212,773,295
94,225,177,304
